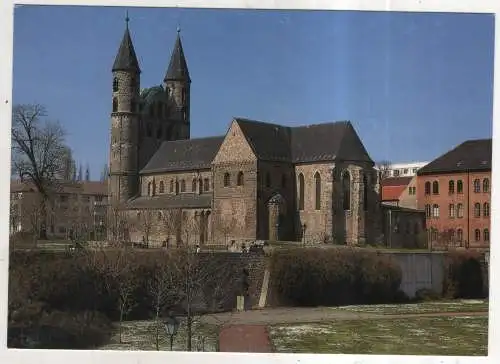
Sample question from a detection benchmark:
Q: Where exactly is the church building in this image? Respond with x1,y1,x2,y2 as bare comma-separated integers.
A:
108,18,386,246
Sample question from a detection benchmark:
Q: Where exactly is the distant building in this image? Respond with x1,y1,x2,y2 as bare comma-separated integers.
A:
416,139,491,249
383,161,429,178
9,180,108,240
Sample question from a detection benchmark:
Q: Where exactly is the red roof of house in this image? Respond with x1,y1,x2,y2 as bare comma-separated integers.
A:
381,177,413,201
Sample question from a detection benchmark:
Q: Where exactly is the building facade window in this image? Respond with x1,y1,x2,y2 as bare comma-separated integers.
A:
475,229,481,241
432,181,439,195
457,228,463,241
457,180,464,194
192,179,197,192
484,202,490,217
113,77,119,92
159,181,165,194
449,204,455,218
314,172,321,210
457,203,464,218
223,173,231,187
147,182,152,196
180,180,186,193
484,229,490,242
425,204,431,218
483,178,490,193
298,173,305,211
170,180,174,193
432,204,439,218
204,178,210,192
474,179,481,193
474,203,481,218
425,181,431,195
342,172,351,211
237,171,244,186
448,180,455,194
175,181,179,195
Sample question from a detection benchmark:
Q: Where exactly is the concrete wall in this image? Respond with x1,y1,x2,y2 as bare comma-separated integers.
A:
381,252,445,298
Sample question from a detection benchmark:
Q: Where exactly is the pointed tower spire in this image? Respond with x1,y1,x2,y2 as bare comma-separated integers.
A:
112,13,141,73
164,29,190,83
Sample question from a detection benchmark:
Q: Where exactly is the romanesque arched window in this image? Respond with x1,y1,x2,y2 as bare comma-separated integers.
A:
363,174,368,211
457,180,463,193
424,182,431,195
152,180,156,196
432,181,439,195
112,77,119,92
425,204,431,218
175,181,179,195
147,182,151,196
203,178,210,191
483,178,490,193
474,203,481,217
314,172,321,210
112,98,118,112
223,173,230,187
457,228,463,241
474,179,481,193
192,179,197,192
298,173,305,211
457,203,464,218
475,229,481,241
484,202,490,217
342,171,351,211
159,181,165,194
448,180,455,194
180,180,186,193
237,171,244,186
484,229,490,241
170,180,174,193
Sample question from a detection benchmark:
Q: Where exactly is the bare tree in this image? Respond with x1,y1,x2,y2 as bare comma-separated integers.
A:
160,208,183,246
214,213,237,246
146,251,177,350
166,215,238,351
375,160,392,180
133,209,156,247
11,104,69,238
90,247,137,344
107,203,129,246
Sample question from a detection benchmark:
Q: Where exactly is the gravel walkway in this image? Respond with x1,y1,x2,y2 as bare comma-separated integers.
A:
203,307,488,326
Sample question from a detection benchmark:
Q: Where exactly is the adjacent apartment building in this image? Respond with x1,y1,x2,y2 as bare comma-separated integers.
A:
10,180,108,240
416,139,491,249
385,161,429,178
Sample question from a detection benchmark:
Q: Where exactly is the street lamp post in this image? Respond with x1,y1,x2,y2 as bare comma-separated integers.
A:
164,314,180,351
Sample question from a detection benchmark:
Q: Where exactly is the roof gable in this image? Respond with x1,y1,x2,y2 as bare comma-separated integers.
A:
418,139,492,175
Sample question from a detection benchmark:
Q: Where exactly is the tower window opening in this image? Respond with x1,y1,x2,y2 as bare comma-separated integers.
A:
112,78,119,92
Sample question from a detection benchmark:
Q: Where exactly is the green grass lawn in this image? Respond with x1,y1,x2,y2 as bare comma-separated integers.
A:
269,315,488,356
99,319,218,352
333,299,489,315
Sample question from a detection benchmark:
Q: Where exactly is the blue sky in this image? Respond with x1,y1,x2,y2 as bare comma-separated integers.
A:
12,6,494,180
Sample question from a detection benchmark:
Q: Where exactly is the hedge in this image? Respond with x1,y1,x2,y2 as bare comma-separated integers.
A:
269,248,404,306
443,250,486,299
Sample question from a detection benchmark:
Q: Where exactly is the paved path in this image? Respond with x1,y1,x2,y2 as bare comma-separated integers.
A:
204,306,488,326
219,325,272,352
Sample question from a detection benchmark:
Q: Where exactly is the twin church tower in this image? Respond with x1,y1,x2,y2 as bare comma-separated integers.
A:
109,16,191,206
